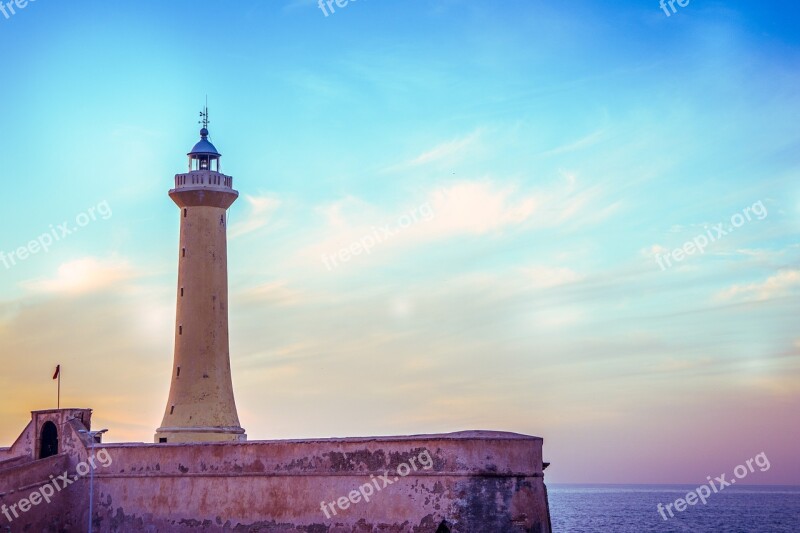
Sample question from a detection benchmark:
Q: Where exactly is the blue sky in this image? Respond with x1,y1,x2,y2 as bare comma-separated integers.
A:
0,0,798,484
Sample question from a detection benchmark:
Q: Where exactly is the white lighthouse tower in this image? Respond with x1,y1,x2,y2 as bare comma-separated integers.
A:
155,109,246,443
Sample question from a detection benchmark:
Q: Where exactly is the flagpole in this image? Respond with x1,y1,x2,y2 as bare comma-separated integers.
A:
58,369,61,409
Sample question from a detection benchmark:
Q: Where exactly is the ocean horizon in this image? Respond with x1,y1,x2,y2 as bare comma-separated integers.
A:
548,484,800,532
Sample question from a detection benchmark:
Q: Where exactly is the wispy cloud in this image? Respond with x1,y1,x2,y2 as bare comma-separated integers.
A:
21,257,136,296
535,130,606,158
238,281,304,306
717,269,800,302
293,179,541,270
523,266,583,289
423,180,537,237
410,130,481,166
385,130,483,171
230,194,281,238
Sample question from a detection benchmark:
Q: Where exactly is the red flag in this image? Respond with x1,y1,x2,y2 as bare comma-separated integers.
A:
52,365,60,380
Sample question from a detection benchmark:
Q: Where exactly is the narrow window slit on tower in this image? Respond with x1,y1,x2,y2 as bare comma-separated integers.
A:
176,367,181,377
182,248,186,257
183,208,187,218
170,406,175,415
179,325,183,335
180,287,184,297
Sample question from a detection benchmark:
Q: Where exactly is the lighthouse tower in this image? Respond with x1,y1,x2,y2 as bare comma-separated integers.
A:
155,109,246,443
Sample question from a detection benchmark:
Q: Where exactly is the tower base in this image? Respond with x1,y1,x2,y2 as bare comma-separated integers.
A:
155,426,247,444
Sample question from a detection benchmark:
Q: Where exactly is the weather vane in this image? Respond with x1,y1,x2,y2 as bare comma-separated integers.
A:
199,97,209,130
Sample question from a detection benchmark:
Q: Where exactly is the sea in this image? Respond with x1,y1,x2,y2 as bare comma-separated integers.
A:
548,484,800,532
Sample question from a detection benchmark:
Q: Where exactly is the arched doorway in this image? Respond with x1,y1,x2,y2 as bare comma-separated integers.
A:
39,421,58,459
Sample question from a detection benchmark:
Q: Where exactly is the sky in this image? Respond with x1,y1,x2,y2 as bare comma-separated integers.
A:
0,0,798,485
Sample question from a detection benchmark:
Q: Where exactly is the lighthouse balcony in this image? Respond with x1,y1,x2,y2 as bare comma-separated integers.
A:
174,171,234,191
170,171,239,209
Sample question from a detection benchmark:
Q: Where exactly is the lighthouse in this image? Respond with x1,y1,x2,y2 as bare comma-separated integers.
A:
155,109,246,443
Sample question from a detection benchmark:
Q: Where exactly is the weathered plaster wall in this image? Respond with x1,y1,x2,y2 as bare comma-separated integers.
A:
0,422,33,463
92,431,550,532
0,410,96,532
0,412,552,533
0,409,93,465
0,454,82,531
0,453,67,496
